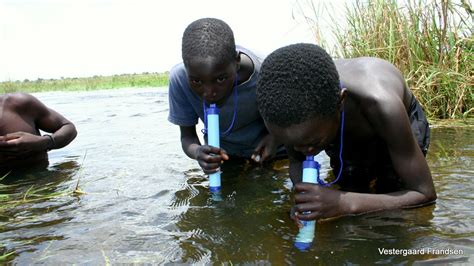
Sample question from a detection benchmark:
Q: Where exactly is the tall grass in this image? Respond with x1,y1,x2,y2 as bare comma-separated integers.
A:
297,0,473,119
0,72,169,94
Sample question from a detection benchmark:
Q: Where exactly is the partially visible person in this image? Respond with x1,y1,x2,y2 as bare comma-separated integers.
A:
168,18,281,175
0,93,77,171
256,43,436,221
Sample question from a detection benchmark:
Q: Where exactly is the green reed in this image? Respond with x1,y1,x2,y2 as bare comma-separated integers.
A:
0,173,69,213
0,251,15,262
0,153,88,263
298,0,473,119
0,72,169,94
0,174,76,262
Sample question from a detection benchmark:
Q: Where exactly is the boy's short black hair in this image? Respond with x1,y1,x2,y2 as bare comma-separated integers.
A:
182,18,236,66
256,43,340,127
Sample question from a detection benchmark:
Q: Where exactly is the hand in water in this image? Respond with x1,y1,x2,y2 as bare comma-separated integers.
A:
289,206,304,228
293,182,347,220
251,133,278,163
195,145,229,174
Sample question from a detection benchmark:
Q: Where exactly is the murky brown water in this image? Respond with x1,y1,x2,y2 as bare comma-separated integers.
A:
0,88,472,264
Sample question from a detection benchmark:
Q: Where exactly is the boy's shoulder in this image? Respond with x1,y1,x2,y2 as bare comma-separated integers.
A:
1,93,37,110
168,63,192,93
169,62,187,79
337,58,406,98
337,57,403,80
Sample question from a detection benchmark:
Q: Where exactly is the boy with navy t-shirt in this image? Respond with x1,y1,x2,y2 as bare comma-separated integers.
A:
168,18,279,174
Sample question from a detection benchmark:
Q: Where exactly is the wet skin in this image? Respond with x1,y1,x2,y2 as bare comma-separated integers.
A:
265,57,436,221
0,93,77,171
178,53,278,174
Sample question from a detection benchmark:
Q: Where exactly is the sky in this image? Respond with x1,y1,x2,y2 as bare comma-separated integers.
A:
0,0,347,82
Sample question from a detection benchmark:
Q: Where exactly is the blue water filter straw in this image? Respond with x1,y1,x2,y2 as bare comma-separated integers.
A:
294,155,320,251
207,104,221,192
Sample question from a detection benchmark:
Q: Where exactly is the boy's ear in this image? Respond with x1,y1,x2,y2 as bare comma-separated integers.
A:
235,51,241,62
338,88,347,112
235,52,241,70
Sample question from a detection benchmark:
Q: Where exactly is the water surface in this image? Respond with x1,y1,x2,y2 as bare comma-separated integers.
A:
0,88,472,264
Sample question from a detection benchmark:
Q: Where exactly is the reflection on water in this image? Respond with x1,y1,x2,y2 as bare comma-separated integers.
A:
170,125,474,264
171,161,294,264
0,159,80,262
0,88,472,264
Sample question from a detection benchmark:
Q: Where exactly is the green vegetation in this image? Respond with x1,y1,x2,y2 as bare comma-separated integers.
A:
0,72,169,94
297,0,473,119
0,154,87,263
0,172,70,263
0,172,73,213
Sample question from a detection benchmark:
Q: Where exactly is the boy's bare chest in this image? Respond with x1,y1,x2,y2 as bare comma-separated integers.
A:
0,107,37,135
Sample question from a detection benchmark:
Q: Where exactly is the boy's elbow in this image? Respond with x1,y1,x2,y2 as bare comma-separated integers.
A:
419,184,437,204
425,190,437,203
413,171,437,204
68,123,78,140
408,181,437,205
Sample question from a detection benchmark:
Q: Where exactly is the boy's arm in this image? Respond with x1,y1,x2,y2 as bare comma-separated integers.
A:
346,95,436,210
33,98,77,150
180,125,202,160
294,95,436,220
0,94,77,153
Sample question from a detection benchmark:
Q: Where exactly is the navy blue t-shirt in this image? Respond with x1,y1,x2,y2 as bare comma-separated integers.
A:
168,46,266,158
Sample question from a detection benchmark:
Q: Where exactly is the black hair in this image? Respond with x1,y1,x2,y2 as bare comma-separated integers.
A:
182,18,236,66
256,43,340,127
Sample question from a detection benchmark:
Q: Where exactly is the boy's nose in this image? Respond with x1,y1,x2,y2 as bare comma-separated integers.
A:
203,85,217,98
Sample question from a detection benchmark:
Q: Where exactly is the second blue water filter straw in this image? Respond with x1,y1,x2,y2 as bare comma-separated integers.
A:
294,155,319,251
207,104,221,192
